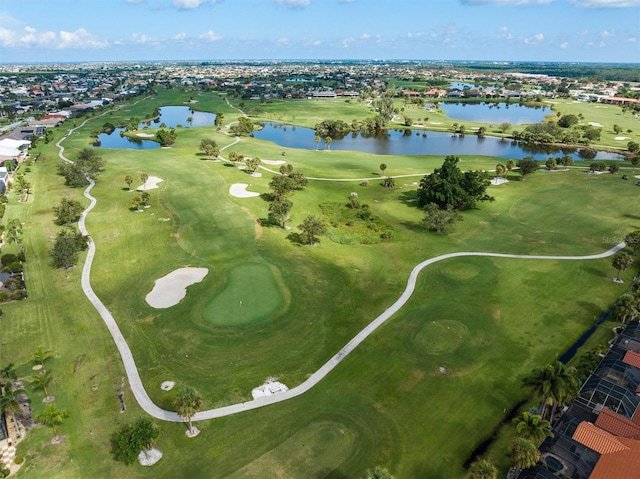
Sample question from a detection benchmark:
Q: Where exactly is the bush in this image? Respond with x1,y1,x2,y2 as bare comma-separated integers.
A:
1,254,18,266
13,456,24,465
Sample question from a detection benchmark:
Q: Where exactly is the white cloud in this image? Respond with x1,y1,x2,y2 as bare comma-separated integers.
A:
560,42,569,48
276,0,311,7
626,36,638,42
172,32,187,41
341,37,354,48
600,29,615,37
0,24,108,49
360,33,370,39
172,0,220,9
199,30,222,42
524,33,544,44
277,37,290,45
571,0,640,7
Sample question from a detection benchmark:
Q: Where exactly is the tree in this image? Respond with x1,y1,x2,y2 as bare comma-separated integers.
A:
373,91,395,125
57,149,105,187
517,157,539,181
467,459,497,479
510,437,540,471
124,175,134,190
382,176,395,188
0,364,17,387
4,219,22,244
362,466,394,479
417,156,492,210
214,111,224,128
298,216,326,245
499,122,511,133
612,251,633,282
110,417,160,465
612,293,640,324
140,192,150,207
558,114,578,128
523,362,579,420
34,403,68,437
245,157,261,174
278,164,294,176
325,136,332,150
174,386,202,436
230,116,254,136
29,369,53,398
315,134,320,150
49,228,89,269
268,198,293,228
613,124,622,135
379,163,387,176
631,154,640,173
269,175,294,200
140,173,149,190
131,196,142,212
545,158,557,171
0,388,21,416
348,192,360,209
625,230,640,255
14,174,31,201
155,128,177,146
30,345,53,367
561,155,573,170
513,411,553,443
505,159,516,177
53,198,84,226
609,164,620,174
199,138,217,155
495,163,505,179
423,203,463,234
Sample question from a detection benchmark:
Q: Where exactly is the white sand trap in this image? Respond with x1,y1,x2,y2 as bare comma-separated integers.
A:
589,122,602,127
615,136,629,140
261,159,286,165
146,267,208,308
160,381,175,391
491,177,509,185
251,380,289,399
136,133,155,138
137,176,163,191
430,121,442,125
229,183,260,198
635,175,640,180
588,170,606,175
138,448,162,466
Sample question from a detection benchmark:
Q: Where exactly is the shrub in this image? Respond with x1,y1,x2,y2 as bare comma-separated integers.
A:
1,254,18,266
13,456,24,465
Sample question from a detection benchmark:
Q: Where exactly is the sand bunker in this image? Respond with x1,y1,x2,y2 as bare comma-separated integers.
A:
145,267,208,308
615,136,629,140
137,176,163,191
229,183,260,198
490,177,509,185
136,133,155,138
588,122,602,127
261,159,286,165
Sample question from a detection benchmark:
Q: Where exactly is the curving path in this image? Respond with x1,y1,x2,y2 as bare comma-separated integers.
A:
56,111,628,423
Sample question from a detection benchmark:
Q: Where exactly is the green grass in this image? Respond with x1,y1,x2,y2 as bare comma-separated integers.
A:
2,88,639,479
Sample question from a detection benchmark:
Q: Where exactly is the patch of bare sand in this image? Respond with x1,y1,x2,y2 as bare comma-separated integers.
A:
145,268,208,308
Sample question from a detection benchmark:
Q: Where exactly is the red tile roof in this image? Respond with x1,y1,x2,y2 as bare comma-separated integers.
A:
572,421,629,454
623,350,640,369
595,408,640,439
590,437,640,479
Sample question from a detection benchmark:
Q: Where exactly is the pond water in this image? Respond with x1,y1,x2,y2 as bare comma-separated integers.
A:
96,106,215,149
436,102,550,125
252,122,620,161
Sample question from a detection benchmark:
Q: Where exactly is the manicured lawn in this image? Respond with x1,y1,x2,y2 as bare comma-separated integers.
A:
2,89,639,479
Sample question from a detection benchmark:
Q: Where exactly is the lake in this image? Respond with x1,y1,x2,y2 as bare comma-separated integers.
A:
436,102,550,125
252,122,621,161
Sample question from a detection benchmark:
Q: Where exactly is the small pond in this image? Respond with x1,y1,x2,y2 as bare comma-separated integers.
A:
96,106,215,149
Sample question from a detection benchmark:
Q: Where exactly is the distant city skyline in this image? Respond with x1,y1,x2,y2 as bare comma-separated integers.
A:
1,0,639,64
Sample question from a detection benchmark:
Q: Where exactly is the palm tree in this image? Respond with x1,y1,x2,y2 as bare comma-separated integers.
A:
612,293,640,324
124,175,134,190
513,411,553,443
174,386,202,435
131,196,142,212
362,466,394,479
4,218,22,244
505,159,516,177
625,230,640,255
315,134,320,150
612,251,633,282
379,163,387,176
140,192,150,207
510,437,540,471
30,345,54,367
0,363,17,387
523,361,578,419
140,173,149,190
325,136,332,150
34,403,68,437
29,369,53,398
0,388,21,416
186,116,193,126
468,459,497,479
495,163,505,179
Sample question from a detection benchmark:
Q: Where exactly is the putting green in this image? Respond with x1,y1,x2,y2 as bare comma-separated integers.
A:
415,319,470,355
227,421,356,479
203,262,285,326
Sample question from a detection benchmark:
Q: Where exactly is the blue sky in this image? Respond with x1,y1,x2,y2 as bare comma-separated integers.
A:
0,0,639,63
